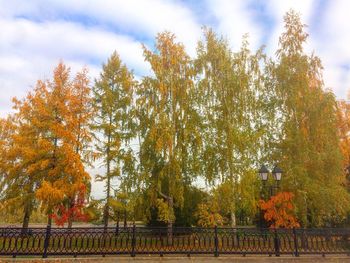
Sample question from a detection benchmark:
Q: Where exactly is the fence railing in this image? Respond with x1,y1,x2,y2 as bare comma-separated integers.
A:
0,226,350,258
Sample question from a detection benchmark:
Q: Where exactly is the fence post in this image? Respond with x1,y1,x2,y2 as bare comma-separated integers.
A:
273,228,280,257
293,228,299,257
214,225,219,257
42,224,51,258
131,223,136,257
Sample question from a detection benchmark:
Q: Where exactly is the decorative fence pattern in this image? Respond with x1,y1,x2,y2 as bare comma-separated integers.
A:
0,226,350,258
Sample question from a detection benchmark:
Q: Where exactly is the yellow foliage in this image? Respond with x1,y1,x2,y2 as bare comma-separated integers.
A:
195,203,223,227
156,198,175,223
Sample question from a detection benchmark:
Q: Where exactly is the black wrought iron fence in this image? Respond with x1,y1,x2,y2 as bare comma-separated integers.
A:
0,226,349,258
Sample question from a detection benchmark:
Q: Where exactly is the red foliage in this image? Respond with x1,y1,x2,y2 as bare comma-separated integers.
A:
50,185,89,226
259,191,300,228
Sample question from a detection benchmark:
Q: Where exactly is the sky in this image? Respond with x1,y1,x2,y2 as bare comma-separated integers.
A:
1,0,350,198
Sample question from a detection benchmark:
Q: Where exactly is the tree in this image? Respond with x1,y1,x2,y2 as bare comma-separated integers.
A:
65,68,94,228
195,202,223,227
93,52,136,228
0,86,53,230
274,11,350,226
33,63,90,226
337,99,350,172
50,184,89,227
138,32,200,237
109,192,131,228
0,116,39,230
195,29,266,226
1,63,91,227
174,186,208,226
259,192,299,228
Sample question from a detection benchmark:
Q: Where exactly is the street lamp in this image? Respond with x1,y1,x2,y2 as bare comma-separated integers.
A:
258,164,283,228
258,164,283,195
272,165,283,182
258,164,269,182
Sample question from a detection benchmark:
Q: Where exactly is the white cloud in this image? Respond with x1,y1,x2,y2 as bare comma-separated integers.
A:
0,18,149,115
315,0,350,97
0,0,202,56
0,18,148,72
206,0,263,51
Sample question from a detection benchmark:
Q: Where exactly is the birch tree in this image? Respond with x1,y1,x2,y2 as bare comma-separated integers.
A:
138,32,200,236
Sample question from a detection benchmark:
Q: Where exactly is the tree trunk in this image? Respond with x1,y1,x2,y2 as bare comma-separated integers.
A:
103,134,111,229
47,213,52,227
230,211,236,227
21,201,32,234
230,211,238,245
103,197,109,229
123,209,127,228
116,213,120,235
103,176,111,228
67,198,74,228
67,215,73,228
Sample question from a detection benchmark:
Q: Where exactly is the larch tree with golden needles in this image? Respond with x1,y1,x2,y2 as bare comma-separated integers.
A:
29,63,90,226
0,64,90,228
93,52,136,228
0,87,53,230
0,116,36,228
58,68,94,228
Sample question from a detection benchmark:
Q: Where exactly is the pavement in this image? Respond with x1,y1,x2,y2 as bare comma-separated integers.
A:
1,256,350,263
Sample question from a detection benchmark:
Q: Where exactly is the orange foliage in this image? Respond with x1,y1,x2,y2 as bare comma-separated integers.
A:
259,192,300,228
8,62,92,222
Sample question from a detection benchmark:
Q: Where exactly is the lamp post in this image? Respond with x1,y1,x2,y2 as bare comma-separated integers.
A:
258,164,283,227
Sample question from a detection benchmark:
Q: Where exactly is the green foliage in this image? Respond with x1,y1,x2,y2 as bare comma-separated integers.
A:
174,186,208,226
92,51,136,227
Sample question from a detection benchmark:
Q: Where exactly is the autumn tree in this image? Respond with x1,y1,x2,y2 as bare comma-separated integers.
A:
195,202,223,227
93,52,136,228
1,63,89,229
0,88,54,230
138,32,200,236
274,11,350,226
50,184,89,227
195,29,266,226
337,99,350,207
259,192,299,228
65,68,94,228
0,63,91,227
109,191,133,229
34,63,91,226
0,116,39,230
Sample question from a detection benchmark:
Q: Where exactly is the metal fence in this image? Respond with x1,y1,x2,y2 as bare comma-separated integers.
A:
0,226,350,258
